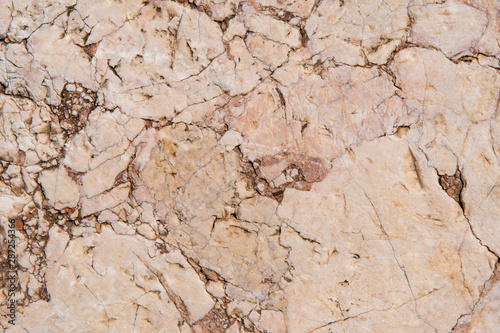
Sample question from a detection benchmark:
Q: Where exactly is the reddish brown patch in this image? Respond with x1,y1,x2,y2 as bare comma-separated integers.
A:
201,267,220,282
62,207,74,214
187,257,222,282
82,43,98,58
128,163,137,176
488,266,500,285
187,257,202,273
251,1,296,22
56,83,97,135
195,306,232,333
439,170,463,203
114,170,129,187
15,219,23,230
38,285,51,302
452,321,471,333
253,153,328,202
155,242,170,254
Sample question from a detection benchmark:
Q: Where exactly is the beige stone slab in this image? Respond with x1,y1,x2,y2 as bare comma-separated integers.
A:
1,1,499,332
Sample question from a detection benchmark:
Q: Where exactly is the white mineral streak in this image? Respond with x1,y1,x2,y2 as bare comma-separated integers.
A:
0,0,499,332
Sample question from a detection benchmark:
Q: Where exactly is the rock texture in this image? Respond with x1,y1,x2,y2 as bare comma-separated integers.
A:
0,0,499,332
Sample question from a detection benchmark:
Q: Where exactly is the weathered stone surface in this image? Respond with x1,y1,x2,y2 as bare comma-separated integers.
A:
38,166,79,210
17,226,213,331
306,0,409,65
1,0,499,332
453,264,500,333
410,1,488,58
279,135,496,332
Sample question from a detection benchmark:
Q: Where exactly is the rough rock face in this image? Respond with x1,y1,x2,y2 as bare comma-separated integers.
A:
0,0,499,332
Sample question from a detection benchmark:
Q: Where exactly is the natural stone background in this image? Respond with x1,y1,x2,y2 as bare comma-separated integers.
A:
0,0,499,332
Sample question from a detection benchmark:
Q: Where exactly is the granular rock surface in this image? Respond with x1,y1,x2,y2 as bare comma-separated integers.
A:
0,0,499,332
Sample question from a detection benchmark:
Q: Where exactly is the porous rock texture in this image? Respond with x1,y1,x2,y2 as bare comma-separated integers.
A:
0,0,499,332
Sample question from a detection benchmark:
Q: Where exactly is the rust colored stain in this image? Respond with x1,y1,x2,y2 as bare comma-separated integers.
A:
439,170,463,203
254,153,328,202
195,306,232,333
15,219,23,230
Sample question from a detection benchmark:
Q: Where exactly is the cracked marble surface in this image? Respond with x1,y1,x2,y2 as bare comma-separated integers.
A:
0,0,499,332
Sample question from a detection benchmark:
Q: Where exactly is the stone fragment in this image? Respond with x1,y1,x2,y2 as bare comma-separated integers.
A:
44,225,69,261
111,221,136,236
0,2,12,39
82,147,134,198
137,223,156,240
237,195,279,225
0,95,64,164
249,309,287,333
168,217,289,302
241,8,302,49
410,1,488,58
28,24,96,104
80,184,131,217
8,0,76,42
62,133,93,173
94,1,224,120
306,0,409,65
245,33,290,70
38,166,79,209
219,129,243,151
